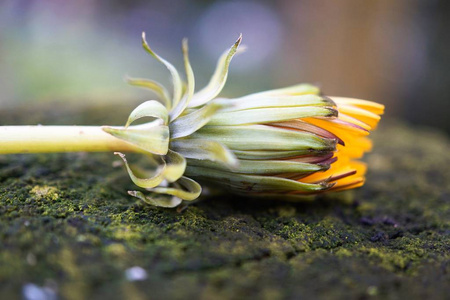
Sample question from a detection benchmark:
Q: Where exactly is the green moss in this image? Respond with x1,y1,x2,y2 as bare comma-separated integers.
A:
30,185,60,201
0,105,449,299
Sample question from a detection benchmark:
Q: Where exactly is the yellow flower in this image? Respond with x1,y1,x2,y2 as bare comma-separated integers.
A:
103,33,384,207
297,97,384,192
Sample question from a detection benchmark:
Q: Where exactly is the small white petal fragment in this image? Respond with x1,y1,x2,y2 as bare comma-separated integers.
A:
22,283,57,300
125,266,148,282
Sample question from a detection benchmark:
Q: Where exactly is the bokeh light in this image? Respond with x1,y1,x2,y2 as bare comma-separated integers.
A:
0,0,449,131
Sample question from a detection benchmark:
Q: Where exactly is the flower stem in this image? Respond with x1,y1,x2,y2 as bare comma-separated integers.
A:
0,126,142,154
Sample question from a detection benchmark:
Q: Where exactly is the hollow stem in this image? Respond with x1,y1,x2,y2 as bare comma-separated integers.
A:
0,126,142,154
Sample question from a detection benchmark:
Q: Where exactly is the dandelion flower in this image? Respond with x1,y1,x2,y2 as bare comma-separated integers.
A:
102,33,384,207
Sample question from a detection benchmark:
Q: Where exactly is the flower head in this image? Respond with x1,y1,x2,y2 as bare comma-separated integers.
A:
103,33,384,207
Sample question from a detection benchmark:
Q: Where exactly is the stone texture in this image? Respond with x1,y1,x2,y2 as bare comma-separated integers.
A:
0,103,449,299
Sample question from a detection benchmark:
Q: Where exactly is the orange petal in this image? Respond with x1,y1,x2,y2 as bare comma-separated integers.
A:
335,105,381,129
300,158,366,184
303,117,369,136
330,178,365,192
331,97,385,115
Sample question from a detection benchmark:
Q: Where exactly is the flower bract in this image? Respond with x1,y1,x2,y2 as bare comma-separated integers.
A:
102,33,384,207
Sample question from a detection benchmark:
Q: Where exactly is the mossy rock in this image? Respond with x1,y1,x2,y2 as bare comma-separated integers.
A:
0,103,449,299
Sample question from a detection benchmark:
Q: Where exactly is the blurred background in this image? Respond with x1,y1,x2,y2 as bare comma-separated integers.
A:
1,0,449,132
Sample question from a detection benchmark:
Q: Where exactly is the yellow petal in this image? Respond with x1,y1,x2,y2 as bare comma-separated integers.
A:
331,97,385,115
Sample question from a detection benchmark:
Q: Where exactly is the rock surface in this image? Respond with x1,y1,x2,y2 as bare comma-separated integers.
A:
0,103,449,299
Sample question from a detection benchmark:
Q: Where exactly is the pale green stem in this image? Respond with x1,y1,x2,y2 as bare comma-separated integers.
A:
0,126,142,154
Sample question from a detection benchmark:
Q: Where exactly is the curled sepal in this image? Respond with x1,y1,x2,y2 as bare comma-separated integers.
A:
149,176,202,201
128,190,182,208
125,100,169,127
170,39,195,121
170,100,230,139
103,123,169,155
171,139,238,168
142,32,182,110
126,77,171,107
114,152,165,189
163,150,187,183
188,34,242,108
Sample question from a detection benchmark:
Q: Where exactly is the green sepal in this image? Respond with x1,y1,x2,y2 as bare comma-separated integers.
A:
170,100,230,139
142,32,182,110
170,39,195,121
190,125,337,151
149,176,201,201
114,152,165,189
163,150,187,183
128,190,182,208
185,166,331,193
208,106,337,126
103,123,169,155
126,77,171,107
248,83,320,97
233,149,320,160
171,139,238,168
125,100,169,127
187,158,325,175
220,94,334,112
188,35,242,107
